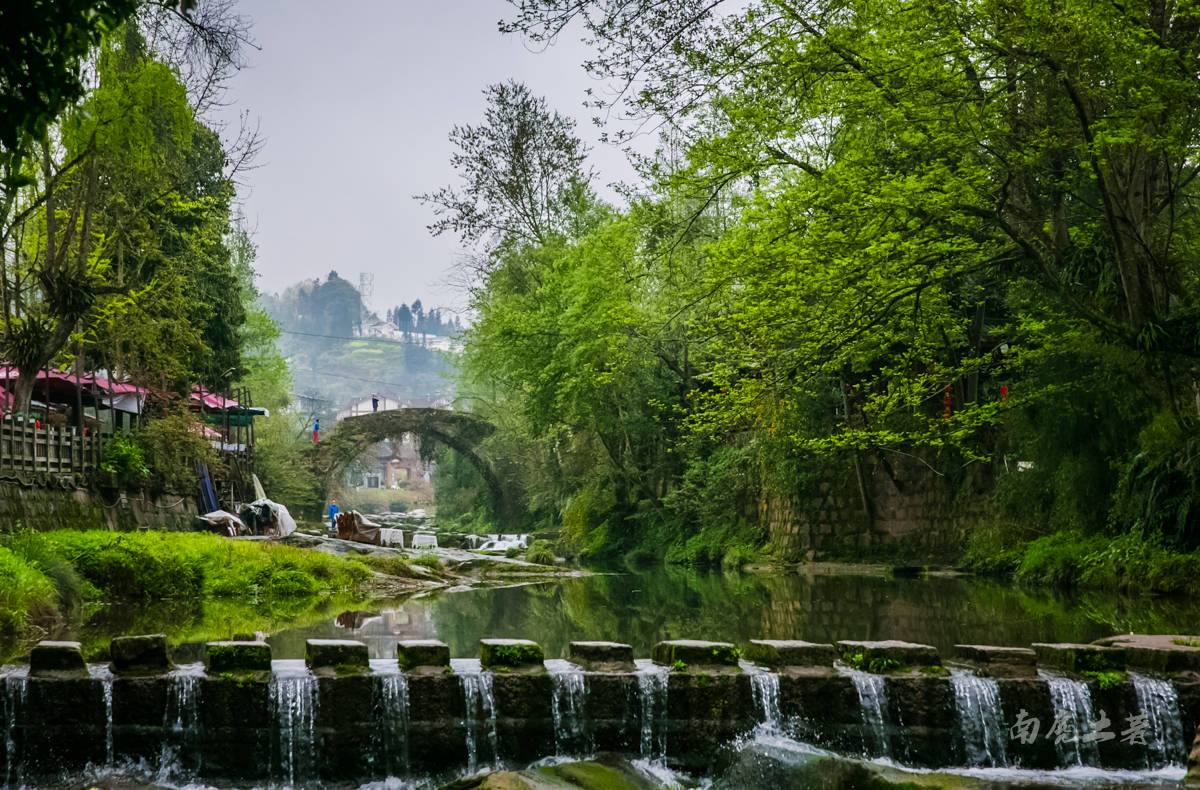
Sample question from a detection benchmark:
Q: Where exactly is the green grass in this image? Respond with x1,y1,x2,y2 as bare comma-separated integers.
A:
412,552,442,570
964,527,1200,597
0,530,373,635
0,547,57,633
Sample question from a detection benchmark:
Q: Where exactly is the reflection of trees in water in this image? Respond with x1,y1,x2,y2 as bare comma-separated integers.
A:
52,570,1198,665
427,571,1200,656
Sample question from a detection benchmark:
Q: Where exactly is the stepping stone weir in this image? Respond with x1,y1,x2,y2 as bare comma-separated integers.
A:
836,640,941,668
306,638,370,674
652,640,739,669
30,640,88,678
397,639,450,673
746,639,837,668
111,633,172,674
204,641,272,673
953,644,1038,677
1092,634,1200,673
1031,642,1125,672
569,641,634,671
479,638,545,670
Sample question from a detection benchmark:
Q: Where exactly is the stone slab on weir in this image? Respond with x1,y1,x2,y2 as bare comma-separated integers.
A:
1093,634,1200,673
746,639,837,668
953,644,1037,677
836,640,941,667
205,641,272,673
307,639,369,673
30,640,87,677
652,639,739,669
480,638,545,670
569,641,634,671
397,639,450,672
111,633,171,674
1032,642,1125,672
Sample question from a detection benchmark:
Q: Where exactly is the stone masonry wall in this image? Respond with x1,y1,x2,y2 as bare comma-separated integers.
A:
764,457,992,562
0,480,198,532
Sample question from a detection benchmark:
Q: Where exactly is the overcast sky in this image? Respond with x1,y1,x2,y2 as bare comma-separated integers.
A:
218,1,637,318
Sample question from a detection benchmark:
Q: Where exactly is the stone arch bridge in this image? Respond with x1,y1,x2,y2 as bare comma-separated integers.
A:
318,408,519,525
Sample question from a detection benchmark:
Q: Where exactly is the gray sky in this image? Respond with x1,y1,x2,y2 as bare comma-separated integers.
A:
219,1,637,317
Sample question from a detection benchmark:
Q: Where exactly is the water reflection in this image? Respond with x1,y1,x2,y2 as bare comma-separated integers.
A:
264,567,1200,659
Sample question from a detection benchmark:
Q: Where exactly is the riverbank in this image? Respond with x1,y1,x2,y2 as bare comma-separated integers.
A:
0,529,581,657
961,527,1200,598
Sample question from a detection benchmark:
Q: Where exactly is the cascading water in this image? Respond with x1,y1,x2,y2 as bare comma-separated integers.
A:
1129,671,1185,769
456,659,498,774
1042,672,1100,767
547,659,589,757
372,668,411,778
157,666,203,782
746,667,783,736
634,659,668,762
270,663,318,787
4,671,27,788
89,664,115,766
836,665,890,758
948,668,1007,767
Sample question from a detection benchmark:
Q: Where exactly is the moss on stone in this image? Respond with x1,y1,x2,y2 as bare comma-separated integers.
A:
480,639,544,668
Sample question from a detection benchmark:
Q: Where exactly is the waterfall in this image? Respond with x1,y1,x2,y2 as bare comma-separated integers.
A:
749,671,783,736
1129,672,1184,769
635,660,668,761
948,668,1007,767
373,671,410,778
157,669,202,782
460,668,498,774
89,665,114,766
270,668,319,786
837,666,890,758
5,673,27,788
548,660,589,757
1043,673,1100,767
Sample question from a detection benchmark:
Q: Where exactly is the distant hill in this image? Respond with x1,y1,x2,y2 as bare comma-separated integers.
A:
261,273,456,413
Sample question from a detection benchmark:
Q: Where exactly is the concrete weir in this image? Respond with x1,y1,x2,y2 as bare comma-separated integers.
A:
2,635,1199,786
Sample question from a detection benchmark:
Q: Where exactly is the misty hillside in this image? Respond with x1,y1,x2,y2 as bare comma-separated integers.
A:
261,272,456,412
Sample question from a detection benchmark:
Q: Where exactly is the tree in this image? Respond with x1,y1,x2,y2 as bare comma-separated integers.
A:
0,0,139,157
417,80,595,259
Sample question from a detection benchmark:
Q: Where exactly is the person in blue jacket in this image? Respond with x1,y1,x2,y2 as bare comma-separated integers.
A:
328,499,339,533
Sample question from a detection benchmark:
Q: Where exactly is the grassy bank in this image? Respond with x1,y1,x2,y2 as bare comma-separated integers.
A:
0,530,373,636
964,526,1200,597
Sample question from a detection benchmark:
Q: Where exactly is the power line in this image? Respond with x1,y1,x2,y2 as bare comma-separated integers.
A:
294,367,446,393
277,328,457,344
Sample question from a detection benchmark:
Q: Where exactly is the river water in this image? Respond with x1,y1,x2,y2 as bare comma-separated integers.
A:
5,565,1197,789
262,565,1200,660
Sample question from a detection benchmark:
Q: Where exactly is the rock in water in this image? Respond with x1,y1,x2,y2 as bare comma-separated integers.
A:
436,755,668,789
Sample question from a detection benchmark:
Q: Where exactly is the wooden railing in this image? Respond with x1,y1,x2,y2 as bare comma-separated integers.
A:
0,416,102,478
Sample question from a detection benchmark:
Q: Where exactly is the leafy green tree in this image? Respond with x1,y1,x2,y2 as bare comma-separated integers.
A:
417,80,595,262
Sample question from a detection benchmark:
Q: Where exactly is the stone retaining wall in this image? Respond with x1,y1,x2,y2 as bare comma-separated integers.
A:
0,480,198,532
764,459,992,561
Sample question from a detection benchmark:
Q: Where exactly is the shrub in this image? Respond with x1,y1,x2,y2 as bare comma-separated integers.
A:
0,547,57,633
412,552,442,570
100,433,149,488
524,540,555,565
1015,532,1108,587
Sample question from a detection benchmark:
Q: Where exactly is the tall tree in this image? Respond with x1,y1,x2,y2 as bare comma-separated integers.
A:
417,80,595,262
